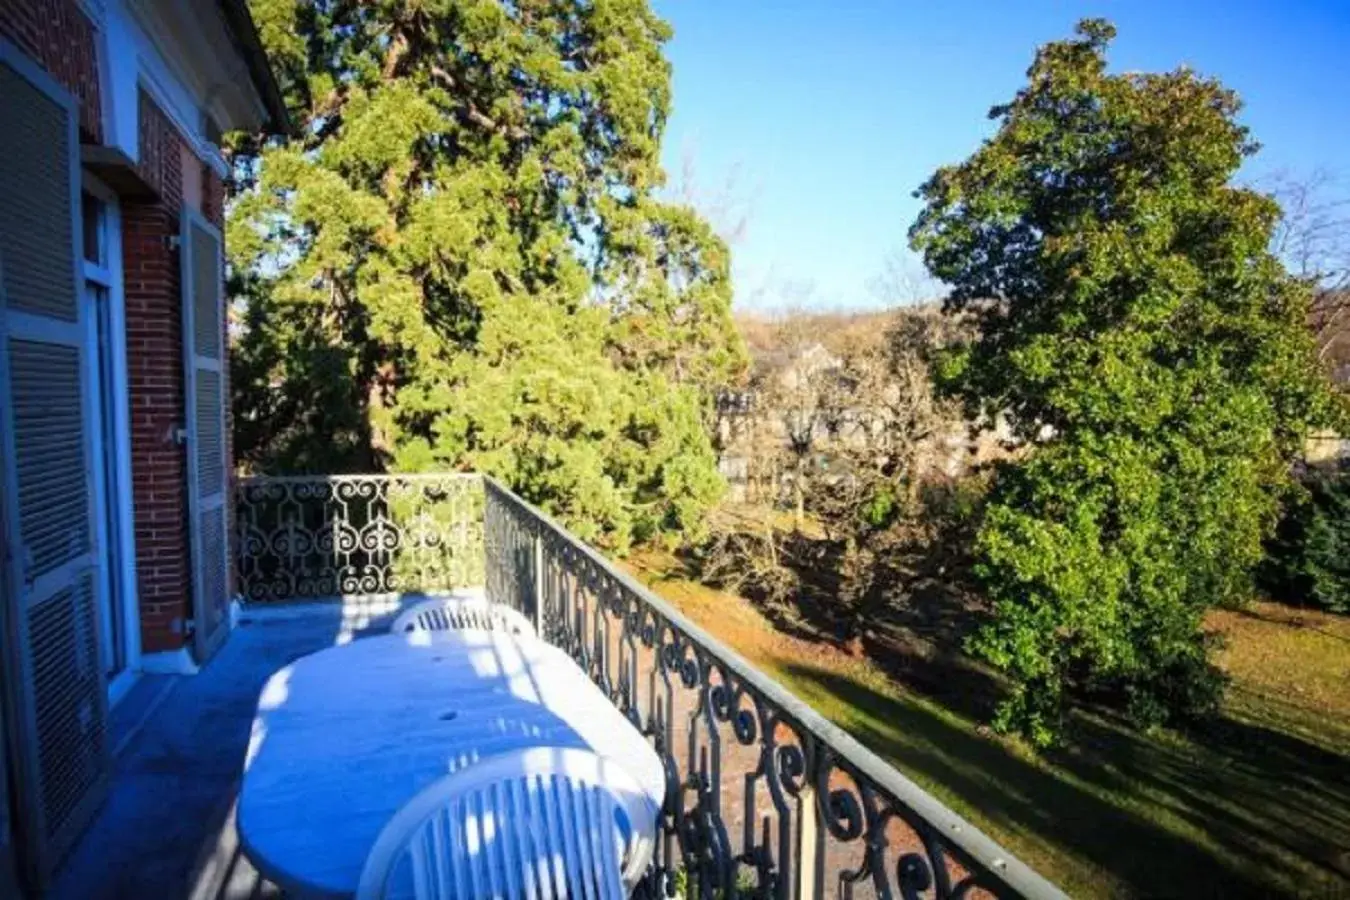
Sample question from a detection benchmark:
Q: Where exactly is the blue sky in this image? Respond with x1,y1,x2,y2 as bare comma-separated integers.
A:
652,1,1350,310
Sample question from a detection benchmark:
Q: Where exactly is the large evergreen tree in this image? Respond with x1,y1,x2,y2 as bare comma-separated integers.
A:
229,0,744,548
909,20,1345,744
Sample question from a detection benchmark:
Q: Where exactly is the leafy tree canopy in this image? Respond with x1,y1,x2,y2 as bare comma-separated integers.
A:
909,19,1346,744
229,0,745,549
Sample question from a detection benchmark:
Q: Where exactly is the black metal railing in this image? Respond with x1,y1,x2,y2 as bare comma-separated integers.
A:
235,474,483,602
237,474,1065,900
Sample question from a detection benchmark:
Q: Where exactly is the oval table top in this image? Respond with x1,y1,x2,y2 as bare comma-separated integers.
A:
236,629,665,898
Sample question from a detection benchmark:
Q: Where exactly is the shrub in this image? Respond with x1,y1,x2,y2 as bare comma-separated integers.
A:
1264,468,1350,613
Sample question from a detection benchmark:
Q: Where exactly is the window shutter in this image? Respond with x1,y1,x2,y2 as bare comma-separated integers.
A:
181,209,231,662
0,52,111,886
0,589,16,899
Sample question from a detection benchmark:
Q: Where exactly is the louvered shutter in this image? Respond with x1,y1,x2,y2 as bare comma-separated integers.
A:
0,52,111,885
181,209,231,662
0,631,17,898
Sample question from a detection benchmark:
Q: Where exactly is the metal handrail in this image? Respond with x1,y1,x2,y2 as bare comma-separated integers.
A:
481,476,1066,900
234,473,485,602
237,472,480,484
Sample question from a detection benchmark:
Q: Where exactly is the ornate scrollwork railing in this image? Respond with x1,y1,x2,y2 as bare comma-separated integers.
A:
235,473,1063,899
235,474,484,603
481,478,1065,900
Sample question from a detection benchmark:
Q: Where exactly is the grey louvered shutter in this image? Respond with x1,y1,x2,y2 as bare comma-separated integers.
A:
181,209,231,662
0,584,17,899
0,51,111,885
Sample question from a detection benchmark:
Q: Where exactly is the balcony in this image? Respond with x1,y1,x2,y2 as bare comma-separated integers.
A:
53,474,1064,900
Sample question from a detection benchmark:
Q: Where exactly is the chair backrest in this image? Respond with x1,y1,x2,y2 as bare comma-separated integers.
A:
356,747,657,900
390,597,536,638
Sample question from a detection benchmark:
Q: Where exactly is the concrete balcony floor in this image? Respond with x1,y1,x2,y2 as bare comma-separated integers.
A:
50,604,391,900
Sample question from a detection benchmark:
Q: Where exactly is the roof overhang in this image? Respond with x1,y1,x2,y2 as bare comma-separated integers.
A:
216,0,291,136
126,0,290,138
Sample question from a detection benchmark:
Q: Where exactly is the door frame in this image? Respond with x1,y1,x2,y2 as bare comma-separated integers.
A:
79,173,141,705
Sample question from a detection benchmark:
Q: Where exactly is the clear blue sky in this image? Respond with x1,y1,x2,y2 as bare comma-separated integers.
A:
652,1,1350,311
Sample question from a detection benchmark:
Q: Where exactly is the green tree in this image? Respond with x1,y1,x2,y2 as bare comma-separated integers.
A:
1262,469,1350,614
228,0,745,549
909,20,1345,744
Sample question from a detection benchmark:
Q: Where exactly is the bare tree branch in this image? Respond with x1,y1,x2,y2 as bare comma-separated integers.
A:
666,140,759,246
1263,169,1350,379
869,248,948,306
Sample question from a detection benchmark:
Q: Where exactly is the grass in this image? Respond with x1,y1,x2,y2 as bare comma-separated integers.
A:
624,550,1350,899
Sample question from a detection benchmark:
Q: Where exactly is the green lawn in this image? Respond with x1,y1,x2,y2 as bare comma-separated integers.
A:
627,554,1350,899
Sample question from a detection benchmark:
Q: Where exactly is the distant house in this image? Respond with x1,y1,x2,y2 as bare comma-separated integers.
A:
717,325,1018,502
0,0,286,891
1307,289,1350,466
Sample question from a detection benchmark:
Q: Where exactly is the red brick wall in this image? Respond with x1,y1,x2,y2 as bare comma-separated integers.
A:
202,160,225,227
135,91,173,198
1,11,235,654
0,0,102,142
123,95,188,653
124,95,232,653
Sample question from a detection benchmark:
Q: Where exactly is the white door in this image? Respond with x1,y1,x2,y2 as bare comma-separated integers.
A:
0,47,112,886
181,208,231,662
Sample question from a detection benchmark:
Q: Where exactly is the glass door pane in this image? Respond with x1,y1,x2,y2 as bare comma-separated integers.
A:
84,278,121,679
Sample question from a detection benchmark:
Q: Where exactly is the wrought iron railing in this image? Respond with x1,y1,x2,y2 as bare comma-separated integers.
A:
235,474,1065,900
234,474,483,602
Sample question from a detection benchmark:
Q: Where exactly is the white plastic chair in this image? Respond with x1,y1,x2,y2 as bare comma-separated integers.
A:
390,595,536,638
355,747,658,900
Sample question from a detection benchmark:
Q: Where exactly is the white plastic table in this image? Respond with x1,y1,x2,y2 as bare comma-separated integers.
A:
236,629,666,898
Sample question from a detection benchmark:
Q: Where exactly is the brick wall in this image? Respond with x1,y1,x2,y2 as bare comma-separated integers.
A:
202,164,225,227
123,94,187,653
124,94,231,653
0,0,102,142
1,8,235,655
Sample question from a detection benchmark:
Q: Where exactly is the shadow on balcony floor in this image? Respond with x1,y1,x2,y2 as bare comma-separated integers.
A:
49,608,368,900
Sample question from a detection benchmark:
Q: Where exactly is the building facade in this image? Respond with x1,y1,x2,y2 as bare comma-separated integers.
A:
0,0,285,890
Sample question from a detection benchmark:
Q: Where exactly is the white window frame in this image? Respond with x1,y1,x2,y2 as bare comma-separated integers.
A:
80,174,141,705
